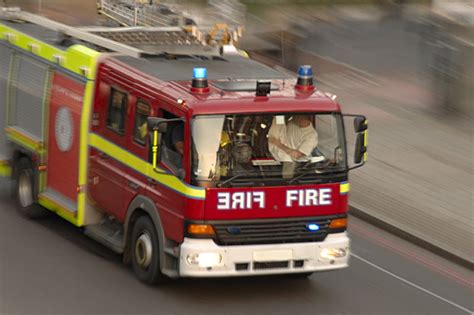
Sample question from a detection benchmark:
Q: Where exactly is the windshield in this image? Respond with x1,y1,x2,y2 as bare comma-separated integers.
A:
191,113,347,187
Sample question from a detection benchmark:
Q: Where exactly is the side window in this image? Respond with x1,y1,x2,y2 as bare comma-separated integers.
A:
106,88,128,134
315,114,338,157
161,110,184,173
133,100,150,145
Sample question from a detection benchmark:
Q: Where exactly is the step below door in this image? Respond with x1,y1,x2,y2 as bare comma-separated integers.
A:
46,72,86,206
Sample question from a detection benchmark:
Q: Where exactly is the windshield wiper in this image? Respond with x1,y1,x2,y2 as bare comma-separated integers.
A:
217,174,245,187
218,171,281,187
288,166,346,184
217,172,262,187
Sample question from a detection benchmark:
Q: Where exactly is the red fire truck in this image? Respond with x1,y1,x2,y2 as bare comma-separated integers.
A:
0,8,367,284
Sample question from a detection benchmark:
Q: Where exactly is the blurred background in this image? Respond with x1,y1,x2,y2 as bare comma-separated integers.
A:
3,0,473,264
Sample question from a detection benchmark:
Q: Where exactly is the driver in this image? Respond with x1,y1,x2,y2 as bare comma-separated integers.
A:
171,123,184,155
268,115,318,162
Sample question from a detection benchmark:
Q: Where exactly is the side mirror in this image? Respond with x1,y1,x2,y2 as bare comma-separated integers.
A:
344,114,368,170
147,117,185,172
147,117,168,133
354,133,367,164
354,116,368,133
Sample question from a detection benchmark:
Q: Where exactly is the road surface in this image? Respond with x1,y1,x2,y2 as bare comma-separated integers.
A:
0,179,472,315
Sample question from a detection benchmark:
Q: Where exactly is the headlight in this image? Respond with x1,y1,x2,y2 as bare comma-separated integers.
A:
320,248,347,260
186,253,222,268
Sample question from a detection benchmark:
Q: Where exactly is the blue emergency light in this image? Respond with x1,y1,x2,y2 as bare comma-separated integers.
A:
298,65,313,78
192,67,209,89
193,67,207,80
297,65,314,88
307,223,320,232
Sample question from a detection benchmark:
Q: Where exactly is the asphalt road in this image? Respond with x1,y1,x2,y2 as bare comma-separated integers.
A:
0,179,472,315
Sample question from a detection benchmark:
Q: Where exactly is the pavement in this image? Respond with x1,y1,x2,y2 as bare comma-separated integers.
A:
305,7,474,265
1,179,473,315
329,76,473,265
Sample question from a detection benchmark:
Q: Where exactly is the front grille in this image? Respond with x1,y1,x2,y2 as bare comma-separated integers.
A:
212,217,338,246
254,261,289,270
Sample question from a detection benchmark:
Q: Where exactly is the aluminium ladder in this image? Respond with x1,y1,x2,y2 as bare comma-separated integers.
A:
0,6,224,58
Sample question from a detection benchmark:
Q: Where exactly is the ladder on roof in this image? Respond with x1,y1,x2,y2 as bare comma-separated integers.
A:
98,0,188,28
0,6,223,57
97,0,244,45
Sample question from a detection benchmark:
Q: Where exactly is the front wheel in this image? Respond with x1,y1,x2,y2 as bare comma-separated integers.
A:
131,216,167,285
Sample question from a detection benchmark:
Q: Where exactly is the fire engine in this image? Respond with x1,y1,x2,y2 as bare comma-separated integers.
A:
0,7,367,284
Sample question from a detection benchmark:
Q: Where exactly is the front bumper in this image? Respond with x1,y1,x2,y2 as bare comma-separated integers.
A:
179,232,350,277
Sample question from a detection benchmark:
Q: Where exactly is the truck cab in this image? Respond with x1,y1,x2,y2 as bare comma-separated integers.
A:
89,55,367,282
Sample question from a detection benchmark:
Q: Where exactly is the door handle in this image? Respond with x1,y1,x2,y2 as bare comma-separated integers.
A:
147,178,157,186
98,152,109,159
128,181,139,190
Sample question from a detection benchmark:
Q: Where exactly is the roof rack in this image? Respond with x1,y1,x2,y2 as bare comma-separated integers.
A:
97,0,244,45
0,6,224,58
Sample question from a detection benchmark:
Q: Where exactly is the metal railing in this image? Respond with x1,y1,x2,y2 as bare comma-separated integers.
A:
97,0,244,44
98,0,186,27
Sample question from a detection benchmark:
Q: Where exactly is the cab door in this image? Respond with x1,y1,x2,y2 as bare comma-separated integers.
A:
88,84,130,222
145,104,188,242
123,97,154,215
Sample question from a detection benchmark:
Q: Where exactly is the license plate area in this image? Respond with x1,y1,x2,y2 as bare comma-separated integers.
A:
253,249,293,262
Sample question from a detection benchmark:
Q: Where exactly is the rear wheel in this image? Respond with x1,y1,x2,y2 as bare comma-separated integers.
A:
131,216,167,285
14,158,49,219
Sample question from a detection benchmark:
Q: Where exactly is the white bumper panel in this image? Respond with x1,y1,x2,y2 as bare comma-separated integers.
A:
179,232,350,277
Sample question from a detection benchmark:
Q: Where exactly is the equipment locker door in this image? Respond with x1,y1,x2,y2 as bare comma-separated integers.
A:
45,72,85,207
0,45,13,162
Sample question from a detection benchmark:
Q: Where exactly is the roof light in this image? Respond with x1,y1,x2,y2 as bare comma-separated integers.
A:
256,80,271,97
298,65,313,78
296,65,315,91
191,67,209,93
193,67,207,80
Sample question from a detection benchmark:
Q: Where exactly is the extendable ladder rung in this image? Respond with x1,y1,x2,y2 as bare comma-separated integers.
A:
0,7,222,57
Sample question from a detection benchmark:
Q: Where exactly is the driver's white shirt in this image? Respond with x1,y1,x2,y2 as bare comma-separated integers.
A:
269,119,318,162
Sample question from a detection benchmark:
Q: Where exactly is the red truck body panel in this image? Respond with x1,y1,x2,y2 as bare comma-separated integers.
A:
46,72,85,202
205,183,348,221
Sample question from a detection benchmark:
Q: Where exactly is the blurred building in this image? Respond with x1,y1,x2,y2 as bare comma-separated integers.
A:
425,0,474,116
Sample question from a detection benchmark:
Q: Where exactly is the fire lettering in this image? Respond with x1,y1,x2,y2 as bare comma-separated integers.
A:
217,192,265,210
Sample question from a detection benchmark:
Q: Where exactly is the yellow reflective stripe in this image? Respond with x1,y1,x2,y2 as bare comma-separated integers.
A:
88,133,206,199
0,161,11,177
38,194,78,226
38,70,54,192
0,23,100,80
77,59,100,226
340,182,350,194
5,127,44,153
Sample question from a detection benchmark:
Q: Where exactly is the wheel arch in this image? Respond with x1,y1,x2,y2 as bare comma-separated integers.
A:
11,149,34,178
123,195,166,268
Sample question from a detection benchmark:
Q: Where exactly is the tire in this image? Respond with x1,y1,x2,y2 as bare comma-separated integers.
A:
14,158,49,219
131,216,167,285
